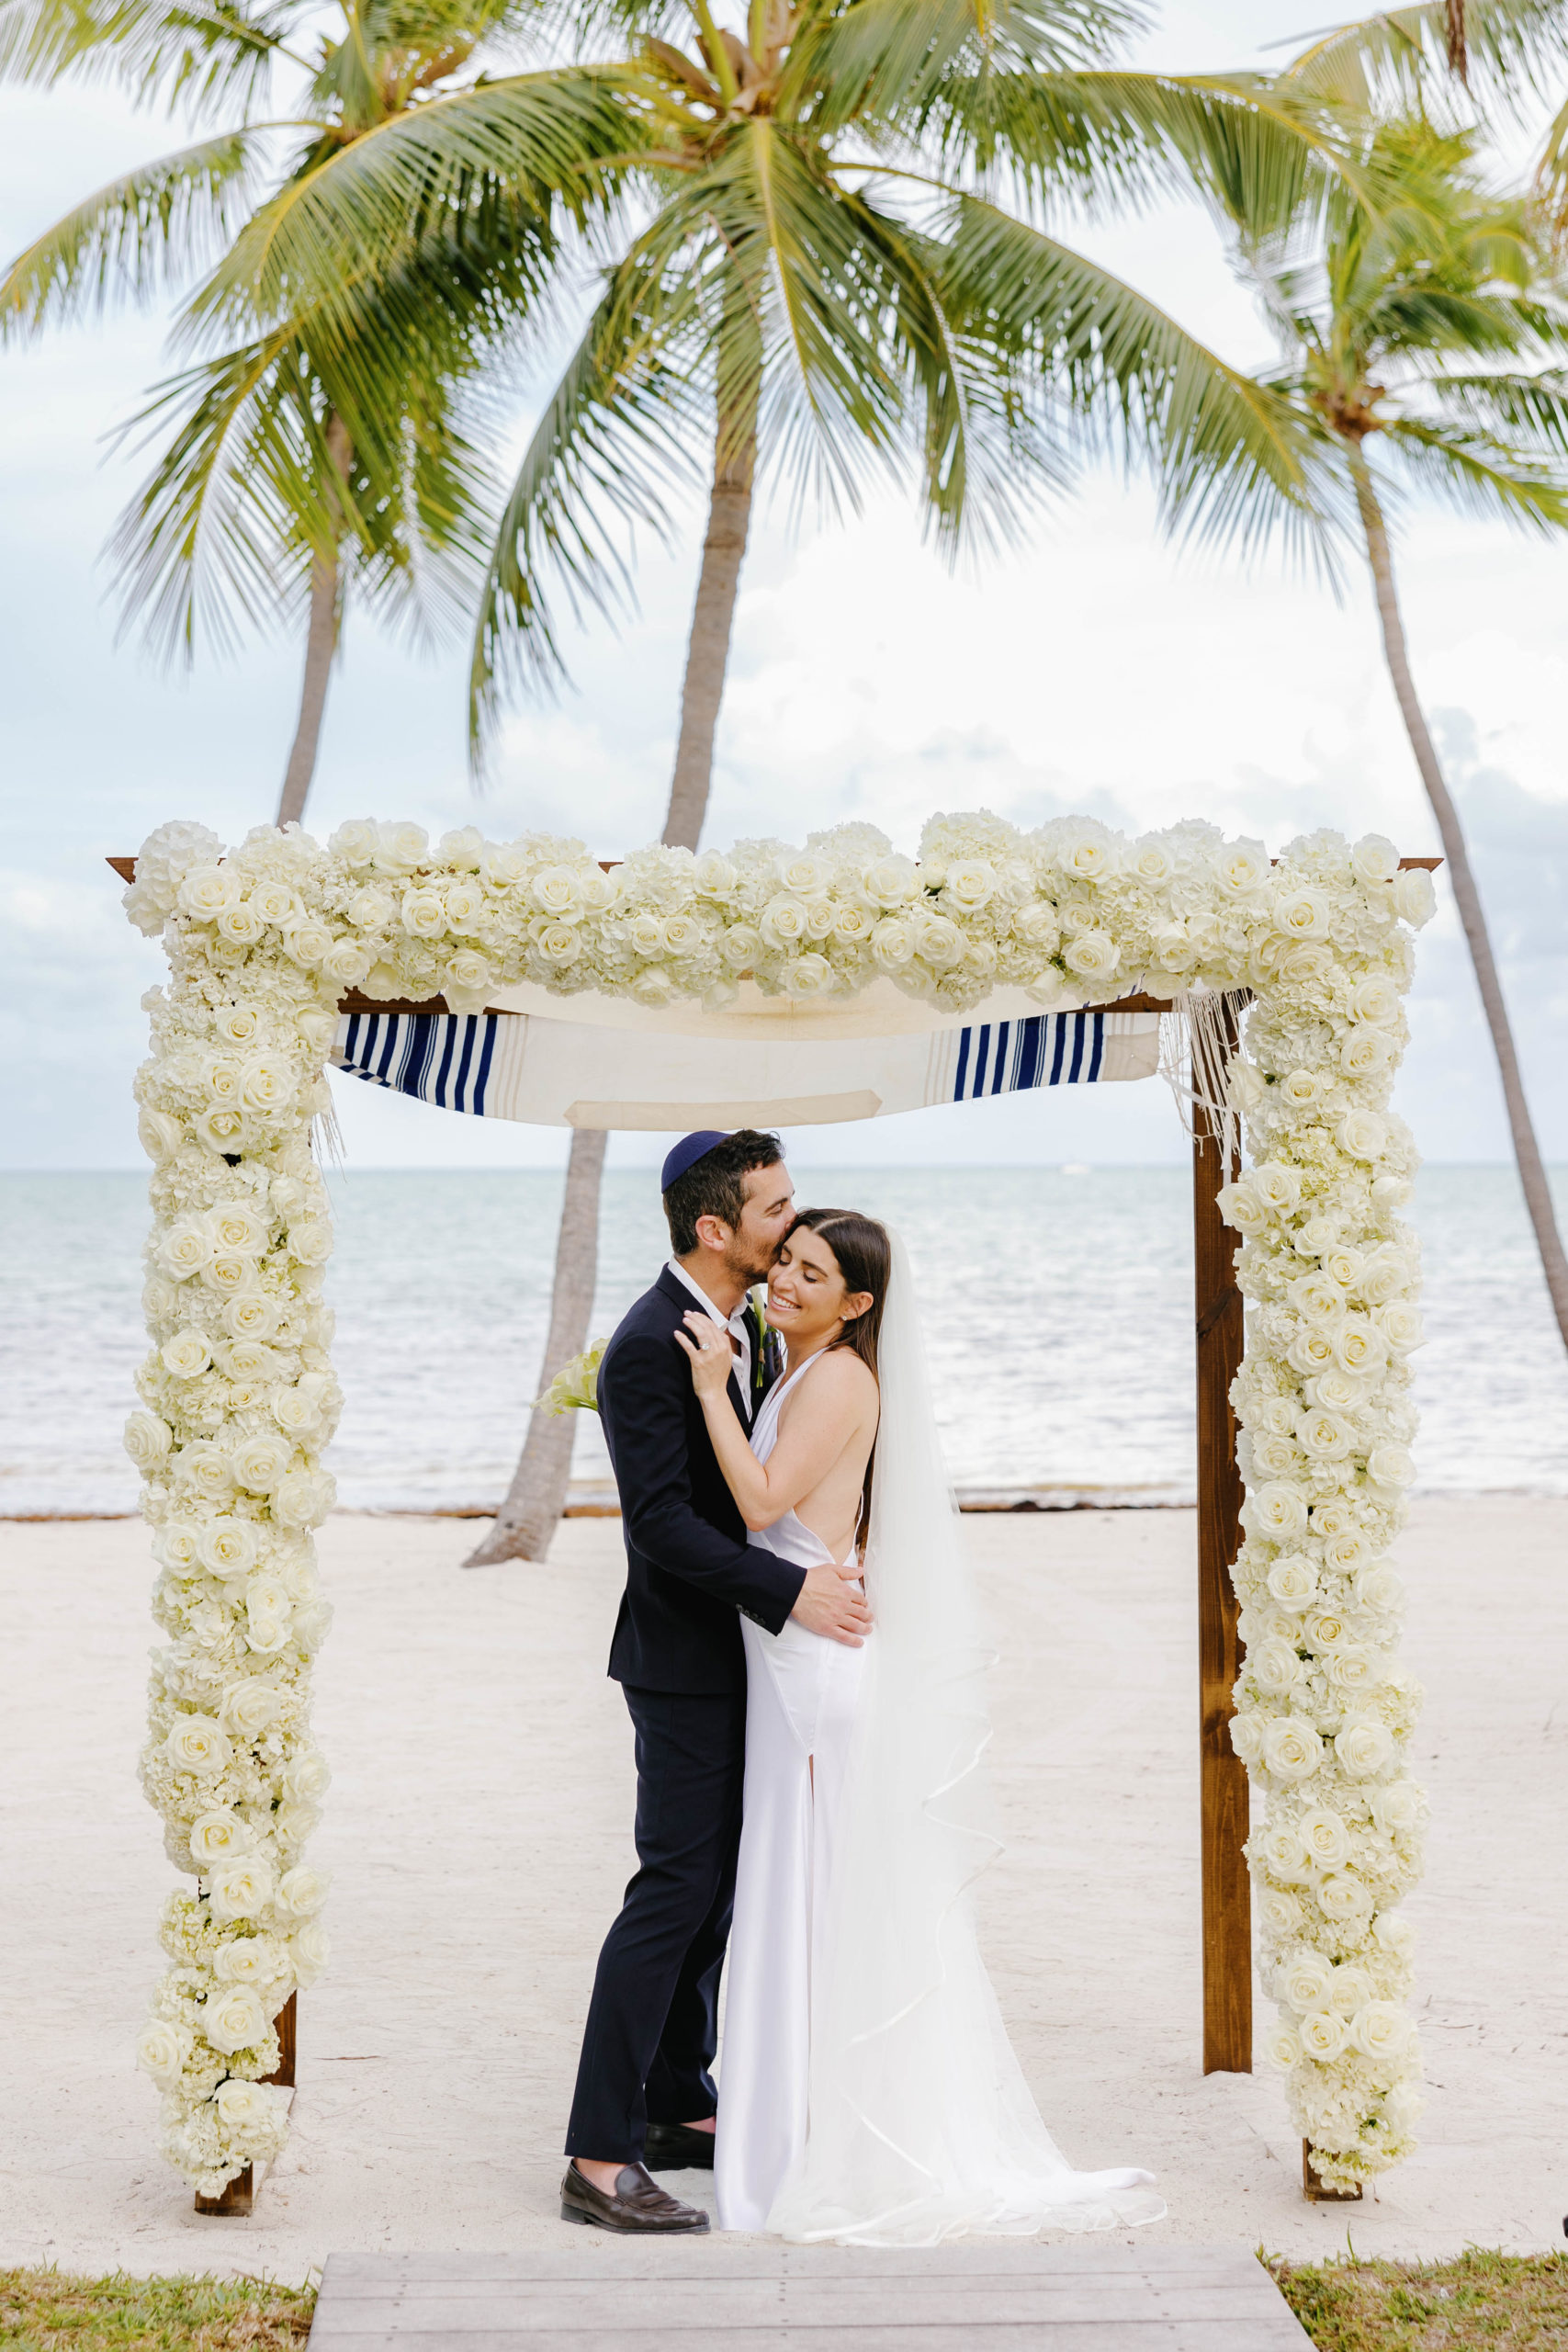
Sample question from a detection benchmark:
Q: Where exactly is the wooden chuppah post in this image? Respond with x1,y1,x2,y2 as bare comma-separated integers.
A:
1190,997,1252,2075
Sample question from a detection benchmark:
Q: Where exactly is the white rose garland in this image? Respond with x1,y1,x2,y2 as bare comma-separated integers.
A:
126,809,1431,2194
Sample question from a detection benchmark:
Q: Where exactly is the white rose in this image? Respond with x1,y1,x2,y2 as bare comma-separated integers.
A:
376,820,430,874
240,1054,297,1113
1335,1108,1389,1161
153,1523,201,1572
276,1800,321,1845
224,1294,280,1341
870,918,914,969
1213,841,1269,898
247,879,302,928
138,1108,184,1161
756,894,807,950
830,900,874,944
177,865,243,918
136,2018,195,2088
529,865,584,919
321,938,372,987
1289,1272,1348,1328
1265,2026,1302,2071
210,1202,270,1257
1279,1068,1319,1108
287,1219,333,1266
400,886,448,938
1359,1250,1416,1307
719,923,761,970
214,2076,279,2132
276,1865,330,1919
159,1218,215,1281
1393,866,1437,926
1057,831,1115,880
446,947,495,993
1321,1249,1362,1294
197,1519,260,1577
329,820,381,867
1217,1181,1267,1237
1252,1161,1303,1213
165,1715,233,1776
1251,1638,1303,1695
1316,1871,1374,1925
661,912,703,956
213,1935,284,1984
783,954,833,996
216,901,265,946
201,1984,268,2056
281,1750,332,1805
625,911,665,959
1369,1779,1423,1837
201,1251,258,1298
1297,1804,1352,1870
1269,1552,1316,1609
1273,887,1329,938
863,854,918,908
175,1440,235,1498
1354,1563,1405,1614
1326,1645,1384,1695
944,859,997,911
1259,1888,1303,1936
1299,2007,1349,2061
435,825,485,869
124,1409,174,1470
189,1808,256,1869
1286,1327,1337,1375
1296,1408,1353,1463
909,911,964,969
1351,834,1400,887
220,1678,282,1740
1366,1442,1416,1490
774,852,829,897
1011,902,1061,951
283,921,333,968
207,1854,276,1922
1371,1909,1416,1959
288,1919,331,1987
270,1382,321,1438
1309,1372,1368,1418
1262,1716,1325,1781
231,1433,292,1493
1258,1825,1312,1884
272,1469,334,1530
1349,972,1400,1025
197,1106,248,1155
1246,1483,1309,1541
1130,836,1173,883
443,878,484,930
1339,1024,1393,1080
1332,1317,1388,1376
1349,2001,1414,2061
1061,928,1120,981
1278,1948,1333,2011
694,852,738,897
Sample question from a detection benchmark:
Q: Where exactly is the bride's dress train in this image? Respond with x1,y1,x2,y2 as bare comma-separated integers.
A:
715,1236,1165,2245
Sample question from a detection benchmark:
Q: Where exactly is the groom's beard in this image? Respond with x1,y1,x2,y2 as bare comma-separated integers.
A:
728,1238,778,1288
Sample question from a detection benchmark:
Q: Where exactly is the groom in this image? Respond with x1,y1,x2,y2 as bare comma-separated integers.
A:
561,1128,872,2234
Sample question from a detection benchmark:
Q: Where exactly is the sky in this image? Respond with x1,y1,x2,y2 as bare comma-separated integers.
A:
2,0,1564,1175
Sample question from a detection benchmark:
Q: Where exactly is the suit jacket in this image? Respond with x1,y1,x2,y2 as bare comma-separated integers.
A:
599,1269,807,1693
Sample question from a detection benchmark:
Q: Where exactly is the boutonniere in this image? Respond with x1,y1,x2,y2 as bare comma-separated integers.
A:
747,1288,780,1391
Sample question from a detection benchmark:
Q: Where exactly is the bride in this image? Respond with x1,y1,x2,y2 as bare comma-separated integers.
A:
673,1209,1165,2245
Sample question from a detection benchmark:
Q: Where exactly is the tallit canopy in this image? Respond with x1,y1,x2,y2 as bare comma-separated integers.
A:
331,984,1162,1129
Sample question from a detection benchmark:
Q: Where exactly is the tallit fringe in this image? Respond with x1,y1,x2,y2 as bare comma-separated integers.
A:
1157,988,1251,1170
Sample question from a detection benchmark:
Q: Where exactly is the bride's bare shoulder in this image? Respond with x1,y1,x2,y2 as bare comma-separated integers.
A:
816,1348,879,1412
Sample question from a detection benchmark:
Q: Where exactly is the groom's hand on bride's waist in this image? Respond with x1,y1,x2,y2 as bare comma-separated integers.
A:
790,1564,872,1646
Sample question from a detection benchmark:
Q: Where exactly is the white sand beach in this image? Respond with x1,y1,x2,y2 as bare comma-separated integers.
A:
3,1498,1563,2282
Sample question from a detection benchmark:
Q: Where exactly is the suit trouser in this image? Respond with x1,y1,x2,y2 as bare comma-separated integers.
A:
565,1683,747,2162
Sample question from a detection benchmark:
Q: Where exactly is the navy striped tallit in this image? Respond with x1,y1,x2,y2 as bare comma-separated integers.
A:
336,1010,501,1114
950,1011,1106,1100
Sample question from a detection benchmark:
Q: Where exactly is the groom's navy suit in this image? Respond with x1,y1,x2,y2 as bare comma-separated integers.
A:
564,1268,805,2163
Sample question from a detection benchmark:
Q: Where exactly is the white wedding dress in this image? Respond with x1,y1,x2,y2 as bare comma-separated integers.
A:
714,1234,1165,2245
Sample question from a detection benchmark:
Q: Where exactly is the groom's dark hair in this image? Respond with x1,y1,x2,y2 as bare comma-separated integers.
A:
663,1129,784,1254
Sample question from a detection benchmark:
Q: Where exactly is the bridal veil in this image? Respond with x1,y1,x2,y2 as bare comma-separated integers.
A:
763,1231,1166,2245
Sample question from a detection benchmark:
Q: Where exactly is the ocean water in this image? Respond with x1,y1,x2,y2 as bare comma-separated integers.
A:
5,1165,1566,1518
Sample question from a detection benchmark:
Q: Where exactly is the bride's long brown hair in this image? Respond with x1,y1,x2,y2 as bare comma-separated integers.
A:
784,1207,891,1547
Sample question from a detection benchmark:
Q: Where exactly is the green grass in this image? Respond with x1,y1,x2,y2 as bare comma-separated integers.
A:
1268,2247,1568,2349
0,2270,315,2351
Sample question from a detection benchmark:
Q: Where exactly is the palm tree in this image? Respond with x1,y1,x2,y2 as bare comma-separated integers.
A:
339,2,1373,1562
1222,111,1568,1350
0,0,604,821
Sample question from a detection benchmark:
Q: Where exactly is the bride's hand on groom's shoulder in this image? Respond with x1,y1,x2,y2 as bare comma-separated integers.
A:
673,1312,734,1399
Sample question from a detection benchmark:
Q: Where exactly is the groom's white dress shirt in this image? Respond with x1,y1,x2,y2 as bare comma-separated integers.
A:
666,1258,753,1420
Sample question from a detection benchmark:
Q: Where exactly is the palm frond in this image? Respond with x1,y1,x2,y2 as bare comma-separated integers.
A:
1,125,275,337
1280,1,1568,119
1377,411,1568,526
0,0,310,116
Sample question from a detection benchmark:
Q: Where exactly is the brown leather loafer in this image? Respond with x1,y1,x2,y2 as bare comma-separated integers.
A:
643,2120,717,2171
560,2160,710,2233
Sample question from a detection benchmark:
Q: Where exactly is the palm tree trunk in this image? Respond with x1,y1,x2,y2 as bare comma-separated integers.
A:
468,400,761,1566
276,414,353,830
465,1126,608,1566
1352,455,1568,1350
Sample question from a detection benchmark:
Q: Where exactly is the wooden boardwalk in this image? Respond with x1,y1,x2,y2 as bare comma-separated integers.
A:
306,2242,1313,2349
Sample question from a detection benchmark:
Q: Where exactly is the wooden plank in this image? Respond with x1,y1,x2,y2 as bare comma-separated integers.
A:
318,2245,1268,2283
1192,998,1252,2077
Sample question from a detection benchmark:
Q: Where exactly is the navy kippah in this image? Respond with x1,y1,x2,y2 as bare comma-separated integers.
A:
661,1129,729,1193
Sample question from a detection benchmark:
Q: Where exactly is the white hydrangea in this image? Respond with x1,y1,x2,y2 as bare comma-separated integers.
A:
124,810,1434,2192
